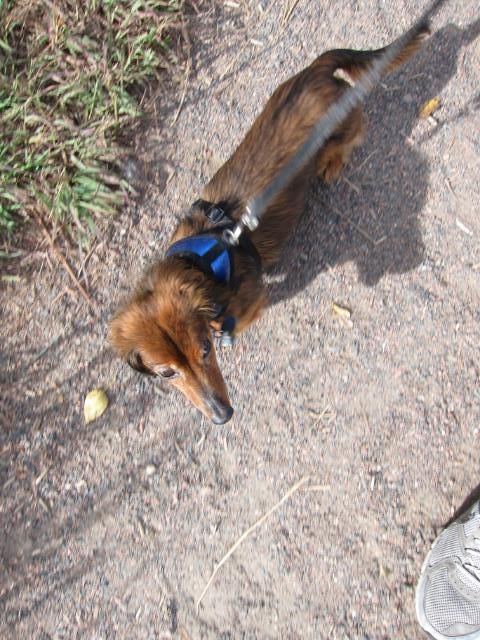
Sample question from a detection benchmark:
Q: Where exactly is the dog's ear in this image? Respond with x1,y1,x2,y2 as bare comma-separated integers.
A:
109,302,154,372
126,350,154,376
174,270,227,318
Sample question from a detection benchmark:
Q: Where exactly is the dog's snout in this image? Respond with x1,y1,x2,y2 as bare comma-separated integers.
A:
212,405,234,424
208,394,234,425
212,405,234,425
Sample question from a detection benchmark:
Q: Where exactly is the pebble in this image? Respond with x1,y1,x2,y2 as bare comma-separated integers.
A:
145,464,157,476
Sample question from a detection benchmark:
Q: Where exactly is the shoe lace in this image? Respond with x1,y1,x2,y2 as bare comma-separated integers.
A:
463,529,480,582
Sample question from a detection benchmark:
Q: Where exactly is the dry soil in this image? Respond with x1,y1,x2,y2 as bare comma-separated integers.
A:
1,1,480,638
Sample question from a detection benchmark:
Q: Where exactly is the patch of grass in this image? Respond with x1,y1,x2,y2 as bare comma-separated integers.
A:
0,0,182,247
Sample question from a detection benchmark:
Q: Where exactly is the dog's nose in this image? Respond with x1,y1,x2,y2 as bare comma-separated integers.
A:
211,404,234,425
205,393,233,424
208,395,234,424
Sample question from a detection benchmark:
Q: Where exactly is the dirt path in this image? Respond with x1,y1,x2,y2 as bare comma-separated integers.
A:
1,1,479,638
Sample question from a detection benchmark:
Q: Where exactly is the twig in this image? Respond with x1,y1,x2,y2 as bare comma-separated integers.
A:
28,334,62,366
305,485,331,492
35,468,49,487
38,496,52,513
0,249,23,259
32,211,98,314
52,288,69,306
330,204,377,245
171,58,191,126
196,476,309,612
351,149,378,175
281,0,302,29
307,404,336,425
456,218,473,236
342,176,361,194
444,177,457,198
77,239,100,285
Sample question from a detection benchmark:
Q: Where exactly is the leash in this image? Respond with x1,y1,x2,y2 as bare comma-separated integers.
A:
173,0,446,348
223,0,446,247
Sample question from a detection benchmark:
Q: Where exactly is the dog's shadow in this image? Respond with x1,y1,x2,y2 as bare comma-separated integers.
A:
267,20,480,303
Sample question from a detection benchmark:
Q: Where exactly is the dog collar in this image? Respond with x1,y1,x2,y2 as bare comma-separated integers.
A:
166,234,233,284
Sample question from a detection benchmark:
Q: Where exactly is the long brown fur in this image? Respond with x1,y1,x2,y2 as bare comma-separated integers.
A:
110,24,429,423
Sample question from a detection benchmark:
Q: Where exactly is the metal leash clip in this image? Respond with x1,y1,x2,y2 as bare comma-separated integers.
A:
223,204,259,246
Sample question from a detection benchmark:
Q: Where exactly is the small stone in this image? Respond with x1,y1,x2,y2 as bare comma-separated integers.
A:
145,464,157,477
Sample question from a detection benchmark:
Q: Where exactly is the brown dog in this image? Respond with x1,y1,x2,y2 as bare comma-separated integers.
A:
110,24,429,424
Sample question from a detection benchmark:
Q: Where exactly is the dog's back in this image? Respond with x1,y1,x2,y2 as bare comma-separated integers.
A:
201,23,429,267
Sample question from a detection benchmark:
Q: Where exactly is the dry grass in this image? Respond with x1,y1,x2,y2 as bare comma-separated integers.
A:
0,0,183,248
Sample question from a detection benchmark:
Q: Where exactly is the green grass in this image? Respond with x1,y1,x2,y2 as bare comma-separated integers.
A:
0,0,182,247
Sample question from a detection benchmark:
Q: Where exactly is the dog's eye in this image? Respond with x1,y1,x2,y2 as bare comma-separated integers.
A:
158,367,178,379
202,338,211,359
127,350,154,376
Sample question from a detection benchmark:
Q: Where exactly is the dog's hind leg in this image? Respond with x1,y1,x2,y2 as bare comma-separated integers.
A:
316,104,365,182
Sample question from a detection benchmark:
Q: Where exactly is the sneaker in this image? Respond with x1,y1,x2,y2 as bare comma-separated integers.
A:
416,500,480,639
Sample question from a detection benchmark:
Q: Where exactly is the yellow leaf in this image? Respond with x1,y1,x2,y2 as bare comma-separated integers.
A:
332,302,352,319
419,97,441,119
84,388,109,424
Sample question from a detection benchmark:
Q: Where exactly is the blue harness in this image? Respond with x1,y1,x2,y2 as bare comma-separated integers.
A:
165,200,262,347
166,233,233,284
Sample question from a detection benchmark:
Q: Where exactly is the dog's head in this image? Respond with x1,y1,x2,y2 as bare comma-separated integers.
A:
109,260,233,424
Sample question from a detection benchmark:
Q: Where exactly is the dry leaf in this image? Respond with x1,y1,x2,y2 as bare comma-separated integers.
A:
332,302,352,319
419,97,441,119
84,388,109,424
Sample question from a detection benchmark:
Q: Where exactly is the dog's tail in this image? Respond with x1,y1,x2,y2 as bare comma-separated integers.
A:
321,20,430,82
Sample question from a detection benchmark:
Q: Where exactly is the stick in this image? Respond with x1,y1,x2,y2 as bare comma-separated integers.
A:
281,0,302,29
305,485,331,492
329,204,377,245
196,476,309,612
33,211,98,314
28,334,62,366
171,57,191,126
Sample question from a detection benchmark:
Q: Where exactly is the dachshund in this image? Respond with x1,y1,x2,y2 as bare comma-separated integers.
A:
110,22,429,424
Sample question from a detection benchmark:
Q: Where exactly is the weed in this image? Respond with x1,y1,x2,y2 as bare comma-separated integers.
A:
0,0,182,246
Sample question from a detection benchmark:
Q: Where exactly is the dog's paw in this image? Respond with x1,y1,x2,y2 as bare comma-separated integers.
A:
318,157,345,183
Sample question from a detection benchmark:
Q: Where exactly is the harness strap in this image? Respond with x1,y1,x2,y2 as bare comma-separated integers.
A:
192,199,230,225
193,199,262,275
166,198,263,348
166,234,232,284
